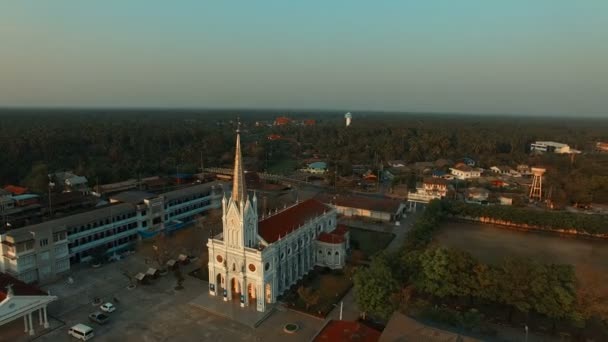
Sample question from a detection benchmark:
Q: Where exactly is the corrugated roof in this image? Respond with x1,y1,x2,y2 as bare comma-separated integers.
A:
316,194,403,214
4,203,135,238
161,182,222,201
258,199,330,243
110,191,156,204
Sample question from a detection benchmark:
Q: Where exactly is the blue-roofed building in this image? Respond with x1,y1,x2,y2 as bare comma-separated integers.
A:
303,161,327,174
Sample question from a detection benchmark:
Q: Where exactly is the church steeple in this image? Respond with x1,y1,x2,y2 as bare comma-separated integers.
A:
232,122,246,204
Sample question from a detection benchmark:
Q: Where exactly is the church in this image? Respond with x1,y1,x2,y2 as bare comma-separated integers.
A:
207,129,349,312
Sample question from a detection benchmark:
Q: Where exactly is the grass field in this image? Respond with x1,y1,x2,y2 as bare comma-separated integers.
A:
267,159,298,175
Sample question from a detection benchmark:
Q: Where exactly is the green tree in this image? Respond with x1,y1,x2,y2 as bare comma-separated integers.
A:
353,253,400,320
23,163,49,194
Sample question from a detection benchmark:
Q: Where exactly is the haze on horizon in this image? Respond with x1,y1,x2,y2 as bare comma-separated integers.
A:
1,1,607,117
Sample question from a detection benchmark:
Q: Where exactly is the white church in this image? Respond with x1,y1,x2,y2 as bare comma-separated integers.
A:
207,128,349,312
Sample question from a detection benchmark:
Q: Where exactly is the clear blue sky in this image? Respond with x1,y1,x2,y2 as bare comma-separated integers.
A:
1,1,607,116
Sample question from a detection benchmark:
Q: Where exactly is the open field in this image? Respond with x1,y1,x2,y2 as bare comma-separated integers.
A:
435,221,608,284
348,227,395,259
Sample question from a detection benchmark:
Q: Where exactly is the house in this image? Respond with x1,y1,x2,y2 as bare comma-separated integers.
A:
530,141,580,154
49,171,90,193
274,116,291,126
516,164,532,176
0,273,57,337
3,186,28,196
498,195,513,206
379,312,479,342
466,187,490,202
302,162,327,175
450,164,481,180
314,320,381,342
596,142,608,152
267,134,282,141
490,166,521,177
408,178,451,203
388,160,407,168
316,193,405,222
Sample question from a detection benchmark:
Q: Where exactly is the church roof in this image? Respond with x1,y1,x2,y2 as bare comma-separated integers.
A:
258,199,330,243
0,272,48,301
317,224,349,244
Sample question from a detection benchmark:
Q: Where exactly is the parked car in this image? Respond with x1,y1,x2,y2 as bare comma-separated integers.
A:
88,312,109,325
100,302,116,313
68,324,94,340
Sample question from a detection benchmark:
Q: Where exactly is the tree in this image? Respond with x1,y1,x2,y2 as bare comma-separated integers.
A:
23,163,49,194
353,253,400,320
576,264,608,322
414,247,477,300
297,285,320,310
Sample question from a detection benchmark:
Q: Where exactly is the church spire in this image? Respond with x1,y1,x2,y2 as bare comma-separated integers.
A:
232,120,246,204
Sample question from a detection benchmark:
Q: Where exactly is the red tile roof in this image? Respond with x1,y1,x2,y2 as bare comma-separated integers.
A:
4,185,29,195
0,272,48,301
317,225,349,244
315,320,381,342
258,199,330,243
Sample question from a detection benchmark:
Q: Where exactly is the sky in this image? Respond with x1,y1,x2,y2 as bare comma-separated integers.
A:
1,1,607,116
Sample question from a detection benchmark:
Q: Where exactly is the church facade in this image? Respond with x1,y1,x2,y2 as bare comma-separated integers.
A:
207,130,349,312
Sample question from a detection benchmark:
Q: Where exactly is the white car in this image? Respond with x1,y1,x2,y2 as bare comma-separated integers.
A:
99,302,116,313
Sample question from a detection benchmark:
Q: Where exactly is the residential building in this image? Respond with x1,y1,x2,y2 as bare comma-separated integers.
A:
516,164,533,176
450,164,481,180
3,186,28,196
490,166,521,177
317,193,405,222
207,130,348,312
408,178,450,203
596,142,608,152
302,162,327,175
466,187,490,203
498,195,513,206
0,272,57,337
530,141,581,154
49,171,90,193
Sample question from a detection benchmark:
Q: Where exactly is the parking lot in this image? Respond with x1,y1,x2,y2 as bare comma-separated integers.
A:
1,225,327,342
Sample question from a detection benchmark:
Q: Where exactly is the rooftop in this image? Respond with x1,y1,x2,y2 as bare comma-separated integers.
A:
258,199,330,243
3,185,28,195
110,190,156,204
316,193,403,214
317,225,349,244
315,320,381,342
161,182,223,201
0,272,49,302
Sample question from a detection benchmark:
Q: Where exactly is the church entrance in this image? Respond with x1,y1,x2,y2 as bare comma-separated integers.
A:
247,282,256,305
216,274,224,296
231,278,241,302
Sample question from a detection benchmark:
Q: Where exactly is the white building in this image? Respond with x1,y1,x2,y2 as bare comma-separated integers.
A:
489,166,521,177
0,273,56,336
0,182,222,284
207,130,348,312
408,178,450,203
530,141,580,154
450,165,481,180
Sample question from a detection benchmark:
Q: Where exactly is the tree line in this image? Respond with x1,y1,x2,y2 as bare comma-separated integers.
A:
443,201,608,235
1,110,607,203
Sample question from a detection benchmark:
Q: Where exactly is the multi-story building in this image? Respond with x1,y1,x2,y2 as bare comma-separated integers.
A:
407,178,451,203
0,182,223,284
530,141,580,154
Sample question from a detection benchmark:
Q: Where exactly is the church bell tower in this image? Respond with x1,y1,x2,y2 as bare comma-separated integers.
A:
222,123,258,249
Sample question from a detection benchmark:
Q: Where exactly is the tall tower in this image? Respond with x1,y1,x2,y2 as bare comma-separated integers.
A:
345,112,352,127
222,124,258,249
529,167,545,201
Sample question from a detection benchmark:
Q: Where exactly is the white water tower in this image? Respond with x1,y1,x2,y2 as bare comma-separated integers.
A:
345,112,352,127
529,167,546,201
